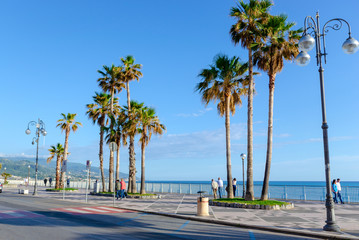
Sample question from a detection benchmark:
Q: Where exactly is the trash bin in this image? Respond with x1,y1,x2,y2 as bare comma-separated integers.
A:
197,191,209,216
94,182,100,193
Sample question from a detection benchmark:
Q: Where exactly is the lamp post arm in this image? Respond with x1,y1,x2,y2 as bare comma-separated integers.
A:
27,121,37,129
303,16,317,35
321,18,352,64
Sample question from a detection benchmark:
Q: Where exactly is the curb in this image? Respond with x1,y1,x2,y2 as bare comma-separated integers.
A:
114,206,359,240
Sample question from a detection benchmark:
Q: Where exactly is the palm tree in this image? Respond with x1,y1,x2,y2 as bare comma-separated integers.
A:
230,0,272,201
47,143,64,189
97,65,125,114
121,100,143,193
138,106,166,194
253,14,301,200
104,111,127,192
120,56,143,192
196,54,248,199
86,92,113,191
56,113,82,187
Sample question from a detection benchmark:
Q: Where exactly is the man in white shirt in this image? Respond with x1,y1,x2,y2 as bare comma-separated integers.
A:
336,178,344,204
217,177,223,198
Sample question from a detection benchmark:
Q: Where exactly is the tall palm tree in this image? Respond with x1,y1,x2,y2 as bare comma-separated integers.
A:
121,100,143,193
47,143,64,189
253,14,301,200
138,106,166,194
86,92,113,191
104,111,127,191
196,54,248,199
97,65,125,114
56,113,82,187
230,0,272,201
120,55,143,192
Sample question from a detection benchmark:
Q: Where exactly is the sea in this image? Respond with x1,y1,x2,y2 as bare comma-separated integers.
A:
146,181,359,187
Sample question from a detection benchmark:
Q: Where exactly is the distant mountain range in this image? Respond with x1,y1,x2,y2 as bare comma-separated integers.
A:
0,156,129,181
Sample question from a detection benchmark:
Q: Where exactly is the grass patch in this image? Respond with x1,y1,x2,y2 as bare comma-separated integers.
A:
46,188,78,191
213,198,290,206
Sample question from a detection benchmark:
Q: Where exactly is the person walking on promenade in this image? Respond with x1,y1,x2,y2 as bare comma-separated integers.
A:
211,179,218,199
336,178,344,204
332,179,338,203
44,178,48,187
67,178,70,188
115,179,121,200
232,178,237,197
120,178,126,199
49,177,53,187
217,177,223,198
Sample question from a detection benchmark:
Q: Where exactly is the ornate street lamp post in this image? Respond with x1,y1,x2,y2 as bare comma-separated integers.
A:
25,119,47,195
296,12,359,232
240,153,246,198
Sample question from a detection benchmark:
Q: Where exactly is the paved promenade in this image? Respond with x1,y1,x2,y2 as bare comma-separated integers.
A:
19,187,359,239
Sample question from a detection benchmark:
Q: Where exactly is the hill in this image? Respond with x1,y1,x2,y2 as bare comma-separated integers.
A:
0,156,129,181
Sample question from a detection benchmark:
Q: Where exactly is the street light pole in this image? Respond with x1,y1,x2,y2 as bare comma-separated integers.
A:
240,153,246,198
296,12,359,232
25,119,47,196
28,165,30,187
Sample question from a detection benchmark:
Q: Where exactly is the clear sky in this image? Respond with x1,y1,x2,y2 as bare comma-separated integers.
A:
1,0,358,181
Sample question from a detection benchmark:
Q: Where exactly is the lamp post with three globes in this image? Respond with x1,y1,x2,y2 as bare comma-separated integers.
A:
25,119,47,195
296,12,359,232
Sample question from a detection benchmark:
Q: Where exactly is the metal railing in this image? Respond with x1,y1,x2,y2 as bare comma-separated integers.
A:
17,180,359,203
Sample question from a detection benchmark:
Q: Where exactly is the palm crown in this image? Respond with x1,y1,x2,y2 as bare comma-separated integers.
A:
196,54,248,116
57,113,82,133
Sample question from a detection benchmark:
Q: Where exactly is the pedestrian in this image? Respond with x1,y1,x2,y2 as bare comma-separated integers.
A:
211,179,218,199
67,178,70,188
336,178,344,204
331,179,338,203
232,178,237,197
120,178,126,199
217,177,223,199
44,178,48,187
115,179,121,200
49,177,53,187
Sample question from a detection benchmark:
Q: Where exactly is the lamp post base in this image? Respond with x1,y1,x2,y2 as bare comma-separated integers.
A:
323,221,341,232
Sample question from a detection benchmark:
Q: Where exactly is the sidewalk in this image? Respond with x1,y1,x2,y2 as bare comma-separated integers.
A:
29,187,359,239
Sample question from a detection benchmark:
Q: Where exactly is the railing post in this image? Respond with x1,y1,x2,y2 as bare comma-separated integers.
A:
284,186,287,200
161,183,163,193
170,184,172,193
189,184,192,194
179,184,182,194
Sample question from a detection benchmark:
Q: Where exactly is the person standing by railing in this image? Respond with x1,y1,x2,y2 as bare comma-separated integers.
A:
211,179,218,199
332,179,338,203
217,177,223,198
232,178,237,197
336,178,344,204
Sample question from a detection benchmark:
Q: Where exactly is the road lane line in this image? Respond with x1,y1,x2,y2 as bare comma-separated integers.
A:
81,207,110,213
249,230,256,240
62,208,91,214
176,220,190,232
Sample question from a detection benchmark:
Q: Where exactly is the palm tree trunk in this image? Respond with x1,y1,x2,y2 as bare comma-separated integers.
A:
261,75,275,200
99,120,106,191
140,132,146,194
245,47,255,201
110,88,114,114
109,150,114,192
128,134,137,193
225,95,234,199
126,82,131,111
55,155,61,189
116,139,120,181
61,129,70,189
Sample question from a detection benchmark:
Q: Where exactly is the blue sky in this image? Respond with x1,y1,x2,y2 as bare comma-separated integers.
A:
0,0,358,181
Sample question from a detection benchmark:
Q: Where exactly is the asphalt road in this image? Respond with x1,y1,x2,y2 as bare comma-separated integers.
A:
0,191,316,240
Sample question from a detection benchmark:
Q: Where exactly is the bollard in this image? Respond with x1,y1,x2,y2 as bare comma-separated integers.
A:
197,191,209,216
